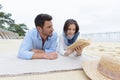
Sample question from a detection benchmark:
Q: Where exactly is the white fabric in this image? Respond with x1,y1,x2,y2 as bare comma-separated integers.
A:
0,52,96,76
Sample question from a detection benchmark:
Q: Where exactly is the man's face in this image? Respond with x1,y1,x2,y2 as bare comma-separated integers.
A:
41,21,54,37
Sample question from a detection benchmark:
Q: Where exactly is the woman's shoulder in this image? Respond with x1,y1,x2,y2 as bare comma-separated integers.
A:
76,33,81,39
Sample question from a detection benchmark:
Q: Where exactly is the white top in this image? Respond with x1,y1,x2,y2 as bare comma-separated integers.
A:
57,34,80,55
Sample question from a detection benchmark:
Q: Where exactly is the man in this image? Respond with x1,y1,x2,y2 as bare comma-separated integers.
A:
18,13,58,60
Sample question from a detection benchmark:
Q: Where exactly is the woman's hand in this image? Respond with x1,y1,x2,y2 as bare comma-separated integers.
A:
64,49,73,56
74,46,82,56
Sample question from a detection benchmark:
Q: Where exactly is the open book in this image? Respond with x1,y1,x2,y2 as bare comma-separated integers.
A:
67,39,90,50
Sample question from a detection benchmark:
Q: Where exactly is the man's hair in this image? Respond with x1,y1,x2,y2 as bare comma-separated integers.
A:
63,19,79,35
34,13,52,28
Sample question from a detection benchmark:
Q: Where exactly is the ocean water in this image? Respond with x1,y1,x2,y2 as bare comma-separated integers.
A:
81,32,120,42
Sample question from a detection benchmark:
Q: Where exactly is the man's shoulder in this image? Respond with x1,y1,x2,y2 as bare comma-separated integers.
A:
50,31,57,39
52,31,57,36
25,28,37,37
27,28,37,34
29,28,37,32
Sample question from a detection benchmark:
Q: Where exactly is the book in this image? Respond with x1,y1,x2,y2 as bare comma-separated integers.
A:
67,39,90,50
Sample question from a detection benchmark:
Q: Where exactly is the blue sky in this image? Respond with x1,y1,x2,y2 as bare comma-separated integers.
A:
0,0,120,34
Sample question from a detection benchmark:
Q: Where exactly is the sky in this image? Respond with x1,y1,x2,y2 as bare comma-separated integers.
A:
0,0,120,34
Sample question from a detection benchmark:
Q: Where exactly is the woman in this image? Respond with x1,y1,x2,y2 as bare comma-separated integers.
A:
57,19,82,56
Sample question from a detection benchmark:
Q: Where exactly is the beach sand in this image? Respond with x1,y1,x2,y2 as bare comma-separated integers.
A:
83,41,120,57
0,39,120,80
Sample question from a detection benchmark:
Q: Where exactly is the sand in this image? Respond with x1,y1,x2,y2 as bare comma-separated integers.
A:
83,41,120,57
0,39,120,80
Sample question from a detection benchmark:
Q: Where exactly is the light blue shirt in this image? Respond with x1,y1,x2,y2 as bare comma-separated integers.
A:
18,28,58,60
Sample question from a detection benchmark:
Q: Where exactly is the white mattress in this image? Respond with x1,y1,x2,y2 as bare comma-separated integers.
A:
0,52,96,77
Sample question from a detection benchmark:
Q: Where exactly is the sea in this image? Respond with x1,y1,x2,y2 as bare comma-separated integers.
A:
81,31,120,42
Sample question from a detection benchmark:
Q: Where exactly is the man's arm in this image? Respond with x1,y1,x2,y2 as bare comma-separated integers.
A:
31,49,58,60
18,30,35,60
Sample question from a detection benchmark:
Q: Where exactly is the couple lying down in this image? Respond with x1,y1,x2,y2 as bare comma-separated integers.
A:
18,14,89,60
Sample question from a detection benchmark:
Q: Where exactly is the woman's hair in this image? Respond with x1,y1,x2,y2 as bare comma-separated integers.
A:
34,13,52,28
63,19,79,35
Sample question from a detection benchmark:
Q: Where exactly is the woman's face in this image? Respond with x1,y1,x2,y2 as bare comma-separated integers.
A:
66,24,76,37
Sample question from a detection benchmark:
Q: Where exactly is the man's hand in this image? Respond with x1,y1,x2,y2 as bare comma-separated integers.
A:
74,46,82,56
46,52,58,60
